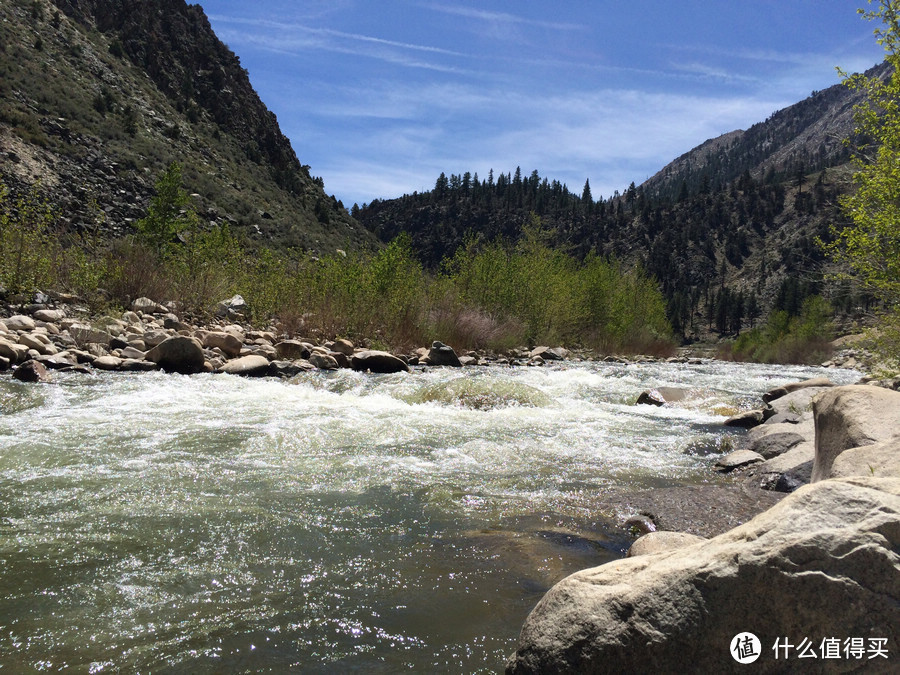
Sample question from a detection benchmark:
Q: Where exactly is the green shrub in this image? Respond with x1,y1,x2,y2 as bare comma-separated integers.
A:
0,182,59,293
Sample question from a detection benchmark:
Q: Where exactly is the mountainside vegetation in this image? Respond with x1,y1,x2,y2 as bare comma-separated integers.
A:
0,0,370,252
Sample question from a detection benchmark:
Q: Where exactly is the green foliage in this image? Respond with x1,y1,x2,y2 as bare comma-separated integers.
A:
826,0,900,362
727,296,834,364
135,162,198,256
441,215,672,352
0,182,58,293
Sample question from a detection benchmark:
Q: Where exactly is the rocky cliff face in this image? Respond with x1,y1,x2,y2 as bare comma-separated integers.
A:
0,0,374,252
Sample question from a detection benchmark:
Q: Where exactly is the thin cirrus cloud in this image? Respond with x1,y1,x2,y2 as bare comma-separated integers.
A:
418,3,583,32
210,14,468,73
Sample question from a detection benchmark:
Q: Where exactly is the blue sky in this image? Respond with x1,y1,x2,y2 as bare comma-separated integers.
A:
198,1,886,208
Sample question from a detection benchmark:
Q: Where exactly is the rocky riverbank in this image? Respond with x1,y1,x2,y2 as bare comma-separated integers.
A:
507,382,900,673
0,292,881,539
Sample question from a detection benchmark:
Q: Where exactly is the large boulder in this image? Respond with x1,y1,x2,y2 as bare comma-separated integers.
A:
202,331,243,358
145,336,205,374
811,385,900,482
506,477,900,674
426,341,462,367
762,377,835,403
829,438,900,480
350,350,410,374
275,340,310,360
218,354,270,377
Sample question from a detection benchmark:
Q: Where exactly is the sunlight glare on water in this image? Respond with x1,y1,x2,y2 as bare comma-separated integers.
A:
0,360,859,671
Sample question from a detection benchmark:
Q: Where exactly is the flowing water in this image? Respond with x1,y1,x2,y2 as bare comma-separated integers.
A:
0,360,860,672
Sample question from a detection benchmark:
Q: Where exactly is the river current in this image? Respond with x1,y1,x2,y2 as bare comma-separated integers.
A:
0,359,860,672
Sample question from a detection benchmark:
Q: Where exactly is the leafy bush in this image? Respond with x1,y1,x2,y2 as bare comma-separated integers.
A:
0,182,59,293
725,296,834,364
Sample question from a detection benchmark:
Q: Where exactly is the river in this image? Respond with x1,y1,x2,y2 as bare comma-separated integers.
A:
0,359,860,672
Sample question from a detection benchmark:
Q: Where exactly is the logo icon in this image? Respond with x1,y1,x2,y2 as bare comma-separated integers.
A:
731,632,762,664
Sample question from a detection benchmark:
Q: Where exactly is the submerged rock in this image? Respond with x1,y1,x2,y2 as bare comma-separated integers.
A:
506,477,900,674
636,387,688,406
413,377,552,410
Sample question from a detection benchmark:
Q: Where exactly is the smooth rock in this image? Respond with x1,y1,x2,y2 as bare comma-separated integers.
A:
529,346,568,361
309,352,339,370
0,338,29,363
812,385,900,482
275,340,310,360
331,338,354,356
218,354,270,377
202,331,243,358
33,308,66,322
636,387,688,406
17,333,56,355
714,449,764,472
506,477,900,674
12,359,50,383
93,355,123,371
120,358,159,372
627,531,706,558
829,438,900,480
427,341,462,367
5,315,35,331
131,297,167,314
723,409,764,428
762,377,835,403
748,431,805,459
145,336,205,374
141,329,172,348
764,386,832,419
350,350,410,374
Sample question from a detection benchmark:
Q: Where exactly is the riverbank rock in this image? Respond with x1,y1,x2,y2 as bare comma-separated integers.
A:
530,346,568,361
426,341,462,367
202,331,243,358
5,315,36,332
636,387,688,406
723,409,764,428
714,449,764,472
145,336,206,374
811,384,900,482
350,350,410,374
626,531,706,558
12,359,50,383
218,354,270,377
506,477,900,674
762,377,835,403
308,352,339,370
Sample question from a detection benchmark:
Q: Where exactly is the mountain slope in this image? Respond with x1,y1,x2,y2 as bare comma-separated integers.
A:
356,65,885,338
0,0,373,252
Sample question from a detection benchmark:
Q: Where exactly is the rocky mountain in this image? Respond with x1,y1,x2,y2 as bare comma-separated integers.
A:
356,63,889,339
0,0,373,252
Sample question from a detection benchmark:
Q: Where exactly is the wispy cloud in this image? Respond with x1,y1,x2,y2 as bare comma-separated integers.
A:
210,14,467,72
296,82,788,204
420,3,583,32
